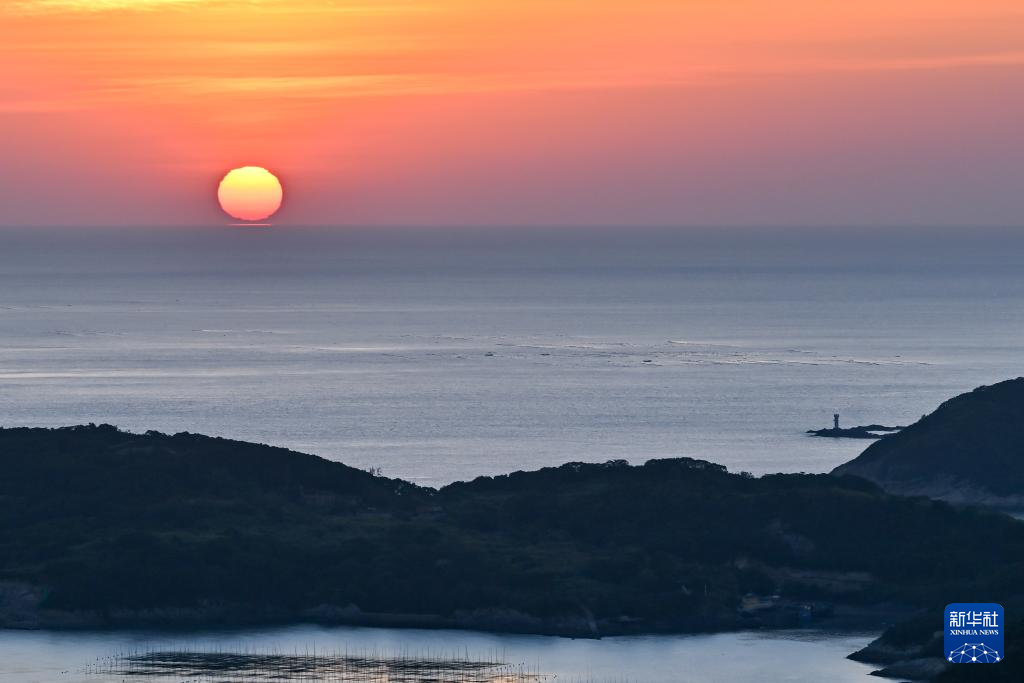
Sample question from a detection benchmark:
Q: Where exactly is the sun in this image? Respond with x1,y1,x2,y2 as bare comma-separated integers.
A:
217,167,283,222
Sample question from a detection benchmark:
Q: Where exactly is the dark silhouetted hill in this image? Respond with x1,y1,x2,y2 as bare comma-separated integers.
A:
833,378,1024,508
3,424,1024,640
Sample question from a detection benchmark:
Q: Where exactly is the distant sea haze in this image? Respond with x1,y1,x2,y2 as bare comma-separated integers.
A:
1,225,1021,486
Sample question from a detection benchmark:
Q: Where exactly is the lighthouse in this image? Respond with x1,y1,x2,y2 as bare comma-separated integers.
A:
833,413,840,430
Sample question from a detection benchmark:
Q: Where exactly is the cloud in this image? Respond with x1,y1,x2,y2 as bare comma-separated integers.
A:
819,51,1024,73
3,0,418,15
6,48,1022,115
5,0,206,12
4,1,1022,124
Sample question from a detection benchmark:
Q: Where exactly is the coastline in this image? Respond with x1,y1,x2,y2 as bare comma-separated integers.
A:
0,621,881,683
0,580,906,639
5,419,1023,683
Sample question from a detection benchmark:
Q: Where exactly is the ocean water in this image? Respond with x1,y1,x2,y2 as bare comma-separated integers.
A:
1,225,1022,486
0,624,877,683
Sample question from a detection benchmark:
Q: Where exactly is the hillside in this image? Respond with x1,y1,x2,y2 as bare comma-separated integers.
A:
833,378,1024,507
3,425,1024,639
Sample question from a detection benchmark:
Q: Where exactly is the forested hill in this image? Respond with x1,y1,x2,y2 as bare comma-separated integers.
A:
833,378,1024,507
2,424,1024,640
0,424,426,509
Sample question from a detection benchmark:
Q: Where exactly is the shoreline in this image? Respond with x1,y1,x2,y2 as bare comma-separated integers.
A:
0,596,905,640
0,621,883,683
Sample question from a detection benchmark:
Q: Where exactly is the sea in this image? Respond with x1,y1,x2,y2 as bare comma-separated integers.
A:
1,225,1021,487
0,624,878,683
1,225,1020,681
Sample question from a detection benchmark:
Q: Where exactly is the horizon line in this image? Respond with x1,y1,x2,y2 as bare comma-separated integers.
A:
2,223,1023,231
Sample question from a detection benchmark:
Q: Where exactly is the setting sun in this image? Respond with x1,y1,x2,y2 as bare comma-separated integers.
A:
217,167,283,222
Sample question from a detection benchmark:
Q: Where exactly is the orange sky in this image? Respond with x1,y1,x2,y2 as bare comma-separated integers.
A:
2,0,1023,226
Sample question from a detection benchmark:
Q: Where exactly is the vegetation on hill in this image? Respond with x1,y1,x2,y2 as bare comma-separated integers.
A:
936,622,1023,682
833,378,1024,505
3,424,1024,639
852,611,1024,682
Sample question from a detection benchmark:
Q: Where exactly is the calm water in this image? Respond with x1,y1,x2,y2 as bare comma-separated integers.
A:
1,226,1022,486
1,226,1014,680
0,624,877,683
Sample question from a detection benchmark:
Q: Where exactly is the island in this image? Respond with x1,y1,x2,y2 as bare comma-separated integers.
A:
849,610,1023,682
828,377,1024,680
0,424,1022,647
5,377,1024,683
833,377,1024,509
807,424,904,439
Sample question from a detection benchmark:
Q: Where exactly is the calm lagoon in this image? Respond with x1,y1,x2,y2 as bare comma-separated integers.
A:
0,624,877,683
